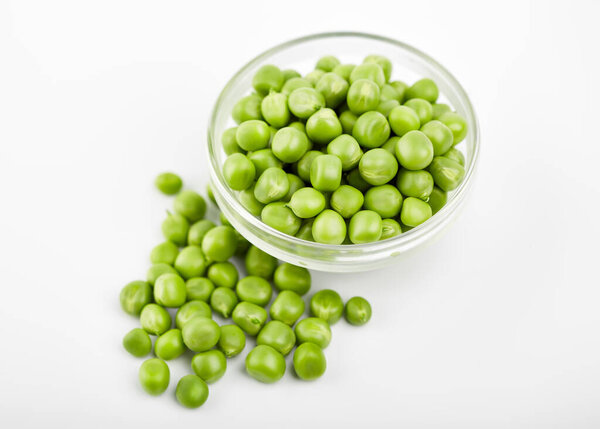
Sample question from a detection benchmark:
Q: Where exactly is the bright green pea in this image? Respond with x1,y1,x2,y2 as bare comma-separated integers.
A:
364,185,403,218
248,149,282,176
310,154,342,192
173,246,207,279
120,280,152,316
232,94,263,124
396,169,434,200
288,87,325,119
270,290,305,326
388,105,420,136
235,120,271,152
245,345,286,383
380,219,402,240
400,197,432,227
349,210,382,244
232,301,268,336
271,127,309,163
282,69,301,81
443,147,465,166
344,296,372,326
347,79,380,115
238,185,265,216
428,156,465,191
245,245,277,279
295,219,314,241
363,54,392,82
282,173,305,202
438,111,468,144
261,202,302,235
359,148,398,185
254,167,290,204
175,375,208,408
273,263,311,295
146,263,177,286
210,287,238,318
236,276,272,307
186,277,214,302
315,55,340,72
139,358,169,395
295,150,323,182
406,78,439,103
161,212,189,246
260,92,290,128
182,317,220,352
293,342,326,381
327,134,363,171
191,350,227,383
176,300,212,329
252,64,284,95
376,99,400,117
281,77,313,96
223,153,255,191
150,241,179,265
221,127,243,155
350,63,385,88
288,187,326,219
123,328,152,357
381,136,400,154
306,108,342,144
154,273,187,307
330,185,364,218
345,168,371,192
304,69,325,86
316,72,349,108
155,329,185,360
174,190,206,222
257,320,296,356
339,110,357,135
202,225,238,262
432,103,451,119
218,324,246,357
207,262,238,289
155,172,182,195
389,80,408,102
310,289,344,324
428,186,447,214
421,120,454,156
140,304,171,336
294,317,331,349
379,84,401,102
352,111,390,149
312,209,346,244
404,98,433,124
395,130,434,170
187,219,216,246
332,63,355,80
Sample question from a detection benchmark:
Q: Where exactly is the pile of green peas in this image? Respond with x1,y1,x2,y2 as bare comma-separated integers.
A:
120,173,372,408
220,54,468,244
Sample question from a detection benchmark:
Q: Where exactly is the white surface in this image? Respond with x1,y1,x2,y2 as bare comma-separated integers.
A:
1,0,599,427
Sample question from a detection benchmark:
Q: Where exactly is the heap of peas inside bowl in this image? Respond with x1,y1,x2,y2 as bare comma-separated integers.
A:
220,54,467,244
120,173,372,408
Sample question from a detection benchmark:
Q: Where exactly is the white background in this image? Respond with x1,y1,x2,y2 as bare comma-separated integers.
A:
1,0,599,427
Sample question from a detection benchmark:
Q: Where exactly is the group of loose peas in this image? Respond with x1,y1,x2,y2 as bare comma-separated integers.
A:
221,54,468,244
120,173,371,408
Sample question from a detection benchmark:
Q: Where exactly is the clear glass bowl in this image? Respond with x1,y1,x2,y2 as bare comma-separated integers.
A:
207,32,480,272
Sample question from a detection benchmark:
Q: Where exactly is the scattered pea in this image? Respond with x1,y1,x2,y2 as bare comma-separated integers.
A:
273,263,311,295
139,358,170,395
191,350,227,383
155,329,186,361
218,324,246,358
123,328,152,357
120,280,152,316
344,296,372,326
310,289,344,324
210,287,238,318
245,345,286,383
293,342,326,381
175,374,208,408
257,320,296,356
294,317,331,349
232,301,268,336
155,172,182,195
207,261,238,289
181,317,220,352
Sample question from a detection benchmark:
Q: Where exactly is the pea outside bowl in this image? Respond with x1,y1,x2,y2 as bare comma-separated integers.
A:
207,32,479,272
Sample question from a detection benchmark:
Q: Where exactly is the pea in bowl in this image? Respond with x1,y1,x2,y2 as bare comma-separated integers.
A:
207,32,479,272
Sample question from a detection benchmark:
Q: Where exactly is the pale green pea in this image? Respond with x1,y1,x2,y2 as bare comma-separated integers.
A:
428,156,465,191
327,134,363,171
315,55,340,72
236,120,271,151
282,173,305,202
344,296,372,325
379,84,401,102
443,147,465,166
161,212,189,246
273,263,311,295
270,290,305,326
293,342,326,381
432,103,451,119
232,302,268,336
310,289,344,324
306,108,342,144
261,202,302,235
185,277,214,302
294,317,331,348
271,127,310,163
245,245,277,279
140,304,172,336
350,63,385,88
153,273,187,308
376,99,400,117
223,153,256,190
330,185,364,218
389,80,408,103
207,261,238,288
238,185,265,216
363,54,392,82
396,169,434,200
257,320,296,356
406,78,439,103
288,187,326,219
305,69,325,86
345,168,371,192
202,225,238,262
120,280,152,316
400,197,432,227
380,219,402,240
254,167,290,204
174,190,206,223
155,172,182,195
181,317,220,352
315,72,349,108
139,358,170,395
282,69,301,81
146,264,177,286
352,111,390,149
295,150,323,182
245,345,286,383
191,350,227,383
428,186,447,215
123,328,152,357
221,127,243,155
288,87,325,119
248,149,282,176
187,219,216,246
381,136,400,154
175,375,208,408
364,185,403,218
252,64,284,95
295,219,315,241
421,120,454,156
218,324,246,358
174,245,207,279
404,98,433,124
236,276,273,307
232,94,263,124
359,148,398,186
349,210,383,244
310,154,342,192
155,329,185,361
311,209,346,244
261,92,290,128
175,300,212,329
347,79,380,115
388,105,420,136
210,287,238,318
281,77,313,96
339,110,357,134
395,130,434,171
438,111,468,144
332,63,355,80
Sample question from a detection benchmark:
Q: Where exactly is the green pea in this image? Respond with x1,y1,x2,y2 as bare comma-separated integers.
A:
185,277,214,302
432,103,451,120
271,127,309,163
344,296,372,326
181,317,220,352
175,374,208,408
295,219,315,241
248,148,282,176
232,302,268,336
400,197,432,227
123,328,152,357
222,153,255,191
293,342,326,381
254,167,290,204
287,187,325,219
315,72,349,108
330,185,364,218
173,246,207,279
146,263,177,286
203,262,236,290
310,154,342,192
389,106,421,138
352,111,390,149
404,98,433,124
295,150,323,182
232,94,262,124
150,241,179,265
306,108,342,144
210,287,238,318
312,209,346,244
438,111,468,144
332,63,355,80
221,127,242,155
187,219,216,247
421,120,454,156
120,280,152,316
428,186,447,214
359,148,398,186
281,77,313,96
363,54,392,82
310,289,343,324
347,79,380,115
345,168,371,192
315,55,340,72
337,109,356,134
405,78,439,103
238,185,265,216
350,63,385,88
428,156,465,191
139,358,169,395
270,290,305,326
235,120,271,152
154,273,186,307
304,69,325,86
261,202,302,235
155,172,182,195
140,304,171,336
282,173,305,202
161,212,189,246
379,84,401,102
282,69,301,81
154,329,185,360
376,99,400,117
191,349,227,383
245,245,277,279
288,87,325,119
380,219,402,240
389,80,408,102
349,210,382,244
176,300,212,329
364,185,403,218
236,276,272,307
257,320,296,356
245,344,286,383
201,225,237,262
252,64,284,95
396,169,434,200
260,92,290,128
326,134,362,171
218,324,246,358
174,191,206,223
294,317,331,349
381,136,400,154
443,147,465,166
271,264,311,297
395,130,434,170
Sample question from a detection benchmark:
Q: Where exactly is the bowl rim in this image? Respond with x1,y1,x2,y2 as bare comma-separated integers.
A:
207,31,480,252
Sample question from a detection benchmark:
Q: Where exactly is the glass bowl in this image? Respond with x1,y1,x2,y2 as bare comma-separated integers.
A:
207,32,480,272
